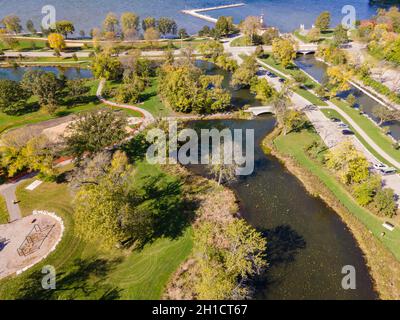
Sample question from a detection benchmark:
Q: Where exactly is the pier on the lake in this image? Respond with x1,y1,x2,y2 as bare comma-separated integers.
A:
181,3,245,24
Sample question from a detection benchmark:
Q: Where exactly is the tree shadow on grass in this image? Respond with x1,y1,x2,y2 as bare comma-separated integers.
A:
16,258,123,300
138,173,198,244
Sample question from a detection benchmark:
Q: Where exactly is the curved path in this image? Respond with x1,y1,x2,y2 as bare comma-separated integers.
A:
96,79,155,129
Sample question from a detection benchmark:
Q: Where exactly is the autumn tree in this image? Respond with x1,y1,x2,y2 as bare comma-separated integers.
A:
121,12,140,40
281,110,307,135
92,52,123,80
103,12,119,33
272,37,297,68
64,110,128,159
325,141,369,185
372,188,397,218
158,63,230,114
326,65,352,97
47,33,66,54
2,15,22,34
250,78,276,104
315,11,331,31
194,219,267,299
262,27,279,45
142,16,156,31
308,27,321,43
240,16,261,45
197,39,224,62
144,27,160,48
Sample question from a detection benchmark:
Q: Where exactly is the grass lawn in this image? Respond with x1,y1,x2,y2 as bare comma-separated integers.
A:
274,129,400,260
0,195,8,224
331,98,400,164
0,39,47,51
320,108,396,167
293,30,310,43
0,79,145,134
0,162,193,300
230,36,252,47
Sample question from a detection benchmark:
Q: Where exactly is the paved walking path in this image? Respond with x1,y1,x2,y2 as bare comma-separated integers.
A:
0,173,36,222
96,79,155,129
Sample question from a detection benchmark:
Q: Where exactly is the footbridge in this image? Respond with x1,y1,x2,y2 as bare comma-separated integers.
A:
297,44,318,55
245,106,275,116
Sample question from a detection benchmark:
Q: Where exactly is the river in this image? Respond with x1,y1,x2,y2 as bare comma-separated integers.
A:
0,0,393,35
188,117,377,299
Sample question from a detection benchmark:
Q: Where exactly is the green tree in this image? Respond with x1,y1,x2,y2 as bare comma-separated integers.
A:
157,17,177,36
55,20,75,38
231,55,258,88
333,24,349,46
346,93,357,107
215,16,235,37
272,37,297,68
0,80,30,115
372,188,397,218
26,20,36,34
92,52,123,80
64,110,128,159
315,11,331,31
178,28,189,39
20,70,61,113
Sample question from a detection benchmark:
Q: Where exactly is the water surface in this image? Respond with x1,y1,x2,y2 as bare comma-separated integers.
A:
0,0,392,35
188,117,377,299
0,66,93,81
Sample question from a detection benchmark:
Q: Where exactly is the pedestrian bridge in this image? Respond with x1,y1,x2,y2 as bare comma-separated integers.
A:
245,106,275,116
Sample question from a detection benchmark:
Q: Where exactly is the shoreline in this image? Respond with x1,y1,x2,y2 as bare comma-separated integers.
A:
262,127,400,299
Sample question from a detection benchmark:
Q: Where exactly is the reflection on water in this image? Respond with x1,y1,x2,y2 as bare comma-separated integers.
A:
0,66,93,81
187,118,377,300
296,54,400,141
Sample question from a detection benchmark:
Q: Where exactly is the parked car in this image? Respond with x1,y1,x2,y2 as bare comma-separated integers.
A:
338,123,349,129
379,167,397,175
341,129,354,135
373,163,388,170
279,78,286,83
330,117,341,123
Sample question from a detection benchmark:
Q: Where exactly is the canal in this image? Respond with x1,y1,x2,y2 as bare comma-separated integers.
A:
295,54,400,141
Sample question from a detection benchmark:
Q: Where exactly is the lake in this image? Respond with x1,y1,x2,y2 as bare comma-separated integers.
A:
0,0,392,35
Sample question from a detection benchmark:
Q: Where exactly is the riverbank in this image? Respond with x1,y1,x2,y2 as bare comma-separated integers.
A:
263,127,400,299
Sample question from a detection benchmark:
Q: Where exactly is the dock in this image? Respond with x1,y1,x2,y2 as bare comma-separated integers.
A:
181,3,246,24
